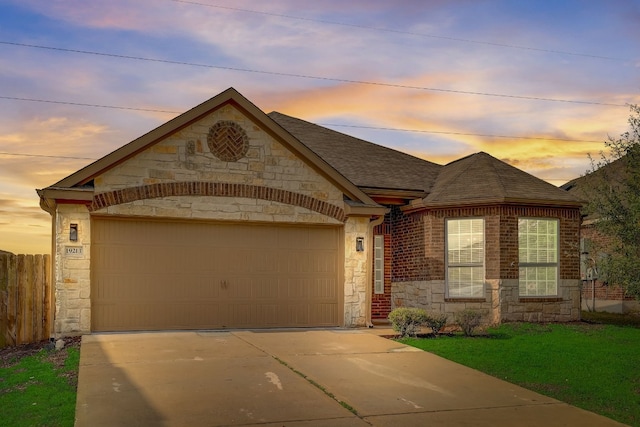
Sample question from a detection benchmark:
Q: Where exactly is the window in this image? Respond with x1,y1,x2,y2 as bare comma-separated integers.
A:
518,218,558,296
374,235,384,294
446,218,485,298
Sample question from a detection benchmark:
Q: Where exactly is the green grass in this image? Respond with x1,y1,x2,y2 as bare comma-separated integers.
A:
0,346,80,427
402,322,640,426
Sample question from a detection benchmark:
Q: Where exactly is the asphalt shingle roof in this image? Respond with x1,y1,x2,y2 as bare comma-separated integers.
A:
424,152,582,207
269,113,582,207
268,112,442,193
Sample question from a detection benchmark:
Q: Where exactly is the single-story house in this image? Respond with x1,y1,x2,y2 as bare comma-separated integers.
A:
38,88,583,336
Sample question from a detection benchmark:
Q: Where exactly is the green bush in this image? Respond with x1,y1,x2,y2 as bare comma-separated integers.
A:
425,313,448,336
454,309,484,336
388,307,429,337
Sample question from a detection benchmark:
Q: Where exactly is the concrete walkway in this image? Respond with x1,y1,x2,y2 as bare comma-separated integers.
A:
75,329,626,426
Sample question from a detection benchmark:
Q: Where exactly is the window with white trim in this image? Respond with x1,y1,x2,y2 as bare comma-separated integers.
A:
446,218,485,298
518,218,558,296
374,235,384,294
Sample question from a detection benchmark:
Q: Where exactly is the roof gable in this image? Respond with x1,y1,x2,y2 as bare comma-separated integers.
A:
44,88,377,207
421,152,582,208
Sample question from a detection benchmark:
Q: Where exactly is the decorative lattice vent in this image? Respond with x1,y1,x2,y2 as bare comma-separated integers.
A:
207,120,249,162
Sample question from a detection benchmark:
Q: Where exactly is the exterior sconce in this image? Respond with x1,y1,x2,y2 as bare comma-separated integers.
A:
70,224,78,242
356,237,364,252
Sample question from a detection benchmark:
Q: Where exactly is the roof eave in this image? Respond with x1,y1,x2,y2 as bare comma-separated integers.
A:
359,187,426,199
403,197,583,213
37,187,94,202
344,202,389,217
37,187,94,214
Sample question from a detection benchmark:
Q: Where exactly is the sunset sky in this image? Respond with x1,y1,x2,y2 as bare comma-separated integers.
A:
1,0,639,254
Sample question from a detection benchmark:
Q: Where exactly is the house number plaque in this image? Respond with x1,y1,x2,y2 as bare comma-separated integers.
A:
65,246,83,256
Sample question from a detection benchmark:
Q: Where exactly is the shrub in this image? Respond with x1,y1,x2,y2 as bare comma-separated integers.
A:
425,313,448,336
388,307,429,337
454,309,484,336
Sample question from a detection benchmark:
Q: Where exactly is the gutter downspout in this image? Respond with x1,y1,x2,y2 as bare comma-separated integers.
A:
365,215,385,328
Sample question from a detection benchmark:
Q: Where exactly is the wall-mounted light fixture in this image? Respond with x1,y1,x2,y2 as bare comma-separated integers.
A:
356,237,364,252
70,223,78,242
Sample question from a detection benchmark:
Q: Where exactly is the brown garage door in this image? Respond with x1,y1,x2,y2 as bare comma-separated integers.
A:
91,217,343,331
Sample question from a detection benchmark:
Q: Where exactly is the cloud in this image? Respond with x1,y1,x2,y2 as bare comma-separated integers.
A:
2,0,638,253
0,116,111,193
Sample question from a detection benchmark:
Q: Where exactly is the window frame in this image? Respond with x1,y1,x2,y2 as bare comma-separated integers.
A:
445,217,485,299
373,235,384,295
518,217,560,297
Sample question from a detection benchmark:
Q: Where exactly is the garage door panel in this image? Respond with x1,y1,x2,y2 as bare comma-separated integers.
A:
287,278,310,299
92,218,342,331
250,278,279,299
311,303,339,326
249,252,280,274
312,278,338,299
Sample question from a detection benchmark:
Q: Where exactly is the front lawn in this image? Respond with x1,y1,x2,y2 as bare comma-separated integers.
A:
0,340,80,427
402,322,639,426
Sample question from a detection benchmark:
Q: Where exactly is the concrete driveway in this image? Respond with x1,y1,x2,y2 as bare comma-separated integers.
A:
75,329,625,426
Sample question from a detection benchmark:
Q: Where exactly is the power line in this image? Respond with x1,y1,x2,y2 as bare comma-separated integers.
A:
0,149,580,183
169,0,627,62
321,123,604,143
0,95,607,144
0,41,627,107
0,148,582,182
0,96,178,114
0,151,96,160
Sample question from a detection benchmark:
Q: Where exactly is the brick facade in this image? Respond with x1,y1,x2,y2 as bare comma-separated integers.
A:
379,204,582,324
90,182,346,222
580,225,639,313
389,206,429,281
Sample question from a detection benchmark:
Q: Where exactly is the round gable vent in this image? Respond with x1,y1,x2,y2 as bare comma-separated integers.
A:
207,120,249,162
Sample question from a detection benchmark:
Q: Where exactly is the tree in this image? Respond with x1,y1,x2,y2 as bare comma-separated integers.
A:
584,104,640,298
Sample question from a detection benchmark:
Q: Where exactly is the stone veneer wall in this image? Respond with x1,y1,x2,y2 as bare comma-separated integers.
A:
344,217,371,327
392,278,580,324
51,104,372,335
94,103,345,219
53,204,91,335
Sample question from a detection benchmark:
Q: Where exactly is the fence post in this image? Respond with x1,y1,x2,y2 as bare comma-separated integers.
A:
34,255,44,342
0,254,7,347
17,255,28,345
43,254,52,340
6,255,17,346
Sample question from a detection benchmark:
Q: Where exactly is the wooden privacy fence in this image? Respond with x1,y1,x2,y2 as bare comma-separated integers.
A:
0,254,51,348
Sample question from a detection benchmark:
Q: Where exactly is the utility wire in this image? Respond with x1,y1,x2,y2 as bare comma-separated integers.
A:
0,151,96,160
0,96,178,114
0,41,627,107
0,95,606,144
0,150,582,182
321,123,603,143
169,0,627,62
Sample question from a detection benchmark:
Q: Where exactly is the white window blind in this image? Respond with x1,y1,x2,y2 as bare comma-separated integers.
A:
446,218,485,298
374,235,384,294
518,218,559,296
